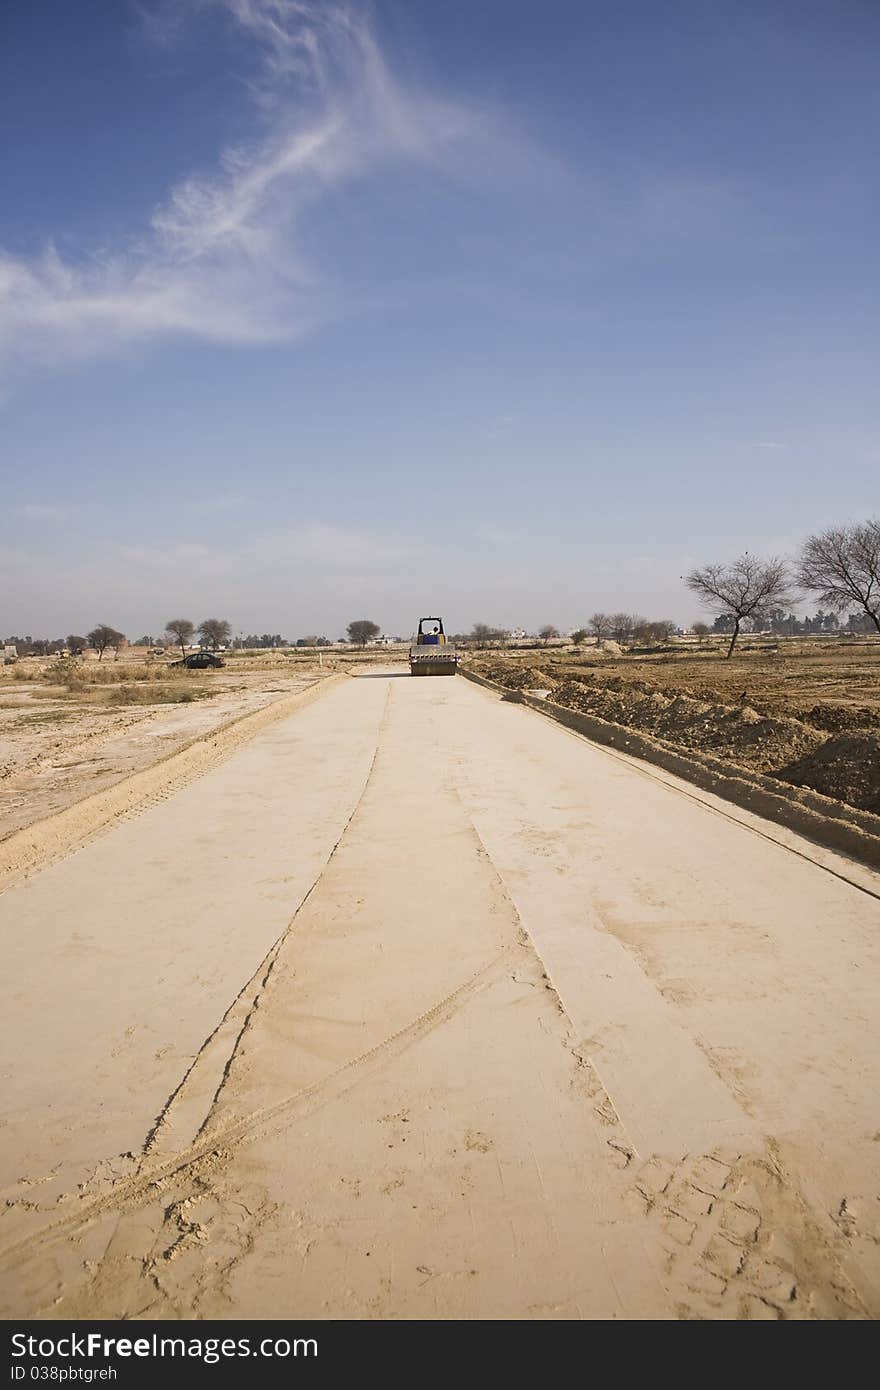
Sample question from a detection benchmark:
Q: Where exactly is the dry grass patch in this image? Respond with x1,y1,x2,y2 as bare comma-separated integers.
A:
29,660,224,706
11,707,86,728
106,683,215,706
41,660,176,686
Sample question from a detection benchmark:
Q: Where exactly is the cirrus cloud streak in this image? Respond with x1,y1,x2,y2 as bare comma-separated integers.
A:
0,2,487,377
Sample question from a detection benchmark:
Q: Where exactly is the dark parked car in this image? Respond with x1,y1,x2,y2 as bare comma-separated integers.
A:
171,651,226,669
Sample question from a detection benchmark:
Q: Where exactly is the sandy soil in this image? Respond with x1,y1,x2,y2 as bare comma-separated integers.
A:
0,665,326,840
472,637,880,721
470,639,880,813
1,669,878,1320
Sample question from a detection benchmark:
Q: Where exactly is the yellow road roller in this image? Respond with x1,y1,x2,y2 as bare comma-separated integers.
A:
409,617,459,676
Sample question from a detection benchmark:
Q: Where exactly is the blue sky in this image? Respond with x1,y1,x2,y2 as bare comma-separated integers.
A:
2,0,878,638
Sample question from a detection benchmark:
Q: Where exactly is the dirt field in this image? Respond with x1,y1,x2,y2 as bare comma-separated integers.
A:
0,648,382,840
1,668,878,1320
467,638,880,814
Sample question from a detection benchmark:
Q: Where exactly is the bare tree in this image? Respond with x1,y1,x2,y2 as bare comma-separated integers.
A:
86,627,108,659
87,624,125,660
165,618,195,660
347,619,380,646
610,612,634,645
692,622,710,643
539,625,559,645
685,553,790,657
589,612,611,645
198,618,232,651
797,520,880,634
470,623,506,646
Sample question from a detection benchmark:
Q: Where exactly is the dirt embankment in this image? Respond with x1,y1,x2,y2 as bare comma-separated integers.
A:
470,659,880,816
0,661,330,842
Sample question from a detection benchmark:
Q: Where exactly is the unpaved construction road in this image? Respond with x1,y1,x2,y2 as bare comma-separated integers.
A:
1,670,879,1320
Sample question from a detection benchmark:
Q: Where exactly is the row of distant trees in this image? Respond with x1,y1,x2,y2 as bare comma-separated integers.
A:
6,521,876,661
5,626,129,659
573,615,678,647
4,618,386,657
458,617,678,648
704,610,874,637
466,520,880,658
11,606,873,661
686,518,880,656
4,619,234,660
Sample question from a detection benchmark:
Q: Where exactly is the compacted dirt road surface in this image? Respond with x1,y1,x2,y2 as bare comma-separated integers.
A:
1,670,878,1319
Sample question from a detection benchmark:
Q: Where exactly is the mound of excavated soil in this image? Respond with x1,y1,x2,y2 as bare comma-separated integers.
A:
549,679,824,775
469,657,880,816
476,662,556,690
793,703,880,733
774,734,880,813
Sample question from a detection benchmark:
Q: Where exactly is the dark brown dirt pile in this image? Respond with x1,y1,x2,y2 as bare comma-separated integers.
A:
791,703,880,733
475,662,556,690
549,679,824,775
774,734,880,814
469,657,880,815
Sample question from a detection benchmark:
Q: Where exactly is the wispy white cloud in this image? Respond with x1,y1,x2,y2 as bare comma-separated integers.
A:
751,441,788,450
0,2,486,377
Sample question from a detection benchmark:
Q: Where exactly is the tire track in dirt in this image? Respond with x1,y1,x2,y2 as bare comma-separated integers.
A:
2,672,873,1319
143,683,394,1161
0,940,518,1302
0,685,393,1254
1,708,144,782
0,678,565,1316
443,684,873,1318
23,943,524,1320
628,1147,868,1318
